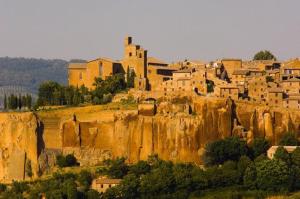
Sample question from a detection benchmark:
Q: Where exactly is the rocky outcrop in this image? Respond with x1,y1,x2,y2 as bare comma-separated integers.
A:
1,98,300,181
0,113,39,182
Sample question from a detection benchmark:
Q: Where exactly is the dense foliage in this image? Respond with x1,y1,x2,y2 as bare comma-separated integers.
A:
253,50,277,61
56,154,78,168
37,74,127,107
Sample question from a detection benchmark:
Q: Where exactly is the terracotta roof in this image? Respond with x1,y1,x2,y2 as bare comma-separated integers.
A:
267,69,280,74
218,85,239,89
188,60,207,65
232,69,249,75
95,178,122,184
173,69,194,73
148,57,168,65
88,57,118,63
268,88,284,93
283,58,300,69
68,63,87,69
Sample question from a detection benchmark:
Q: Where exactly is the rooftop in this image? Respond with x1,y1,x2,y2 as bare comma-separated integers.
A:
232,69,250,75
148,57,168,65
94,178,122,184
68,63,87,69
268,87,284,93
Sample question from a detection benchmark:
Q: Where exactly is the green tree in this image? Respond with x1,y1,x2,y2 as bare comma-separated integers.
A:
126,67,135,88
107,157,129,179
250,137,270,158
279,133,299,146
18,94,22,109
291,147,300,166
26,94,32,109
129,160,151,176
118,173,140,199
139,161,175,197
237,155,253,181
86,189,101,199
243,163,257,189
65,154,77,167
204,136,248,166
77,170,92,190
25,160,33,178
253,50,276,61
191,167,208,190
0,183,7,192
56,155,67,168
4,94,7,110
62,179,78,199
256,159,290,192
173,163,193,191
274,146,291,166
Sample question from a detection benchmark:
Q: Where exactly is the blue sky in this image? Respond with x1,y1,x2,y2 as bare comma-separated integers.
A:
0,0,299,62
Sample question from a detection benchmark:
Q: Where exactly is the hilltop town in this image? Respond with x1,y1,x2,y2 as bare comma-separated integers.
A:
68,36,300,109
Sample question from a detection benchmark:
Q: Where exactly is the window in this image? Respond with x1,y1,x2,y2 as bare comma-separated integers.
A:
79,72,83,80
101,184,103,188
139,53,142,58
109,185,112,188
129,52,132,57
275,100,278,104
275,93,278,97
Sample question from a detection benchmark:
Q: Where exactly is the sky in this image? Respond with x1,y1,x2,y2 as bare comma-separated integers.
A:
0,0,300,62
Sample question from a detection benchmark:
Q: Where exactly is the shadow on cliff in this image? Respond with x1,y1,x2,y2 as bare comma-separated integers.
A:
37,121,45,156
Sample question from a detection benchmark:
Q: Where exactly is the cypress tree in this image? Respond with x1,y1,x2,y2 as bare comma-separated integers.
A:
4,94,7,110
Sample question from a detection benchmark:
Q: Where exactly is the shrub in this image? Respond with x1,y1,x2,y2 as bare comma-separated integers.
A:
56,154,77,168
256,159,290,192
78,170,93,190
65,154,77,167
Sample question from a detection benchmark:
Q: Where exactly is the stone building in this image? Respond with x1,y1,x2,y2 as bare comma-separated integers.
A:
91,177,121,193
155,68,208,95
247,76,268,102
283,94,300,109
214,85,239,100
281,58,300,78
68,36,178,91
267,146,297,159
267,88,284,106
221,59,242,78
281,77,300,95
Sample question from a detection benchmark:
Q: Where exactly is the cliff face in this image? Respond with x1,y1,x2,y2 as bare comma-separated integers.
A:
1,98,300,181
0,113,38,182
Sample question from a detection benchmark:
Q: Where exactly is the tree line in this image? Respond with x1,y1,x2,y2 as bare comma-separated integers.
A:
3,94,32,110
37,73,134,107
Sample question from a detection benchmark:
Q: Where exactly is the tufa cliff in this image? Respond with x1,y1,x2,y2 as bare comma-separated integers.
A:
0,98,300,181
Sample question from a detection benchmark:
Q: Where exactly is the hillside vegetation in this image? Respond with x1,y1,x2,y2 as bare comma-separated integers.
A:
0,57,68,93
0,57,68,107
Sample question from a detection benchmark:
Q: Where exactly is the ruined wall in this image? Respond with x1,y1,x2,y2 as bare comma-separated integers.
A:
1,98,300,181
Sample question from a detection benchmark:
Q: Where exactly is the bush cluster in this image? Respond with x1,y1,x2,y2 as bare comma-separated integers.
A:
56,154,78,168
37,73,127,107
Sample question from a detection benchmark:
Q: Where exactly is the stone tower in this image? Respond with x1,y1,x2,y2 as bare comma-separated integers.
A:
122,36,148,90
